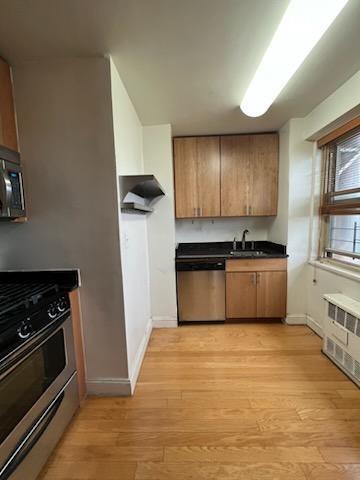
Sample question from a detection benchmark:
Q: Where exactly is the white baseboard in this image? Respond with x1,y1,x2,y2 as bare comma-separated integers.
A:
152,316,178,328
306,315,323,338
87,319,153,397
87,377,132,396
129,319,153,394
285,314,307,325
285,313,324,338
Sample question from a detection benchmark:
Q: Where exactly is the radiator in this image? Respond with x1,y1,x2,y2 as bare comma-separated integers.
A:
323,293,360,388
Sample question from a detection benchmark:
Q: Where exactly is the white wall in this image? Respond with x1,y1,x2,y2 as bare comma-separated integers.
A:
268,119,313,324
304,69,360,141
0,58,130,391
110,59,152,390
268,122,290,245
143,125,177,327
176,217,274,243
286,119,313,321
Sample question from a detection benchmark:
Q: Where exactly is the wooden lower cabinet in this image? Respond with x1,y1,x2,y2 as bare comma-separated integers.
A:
226,272,257,318
226,260,287,319
256,271,287,318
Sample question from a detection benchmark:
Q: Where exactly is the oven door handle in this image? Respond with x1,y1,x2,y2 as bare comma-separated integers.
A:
0,391,64,480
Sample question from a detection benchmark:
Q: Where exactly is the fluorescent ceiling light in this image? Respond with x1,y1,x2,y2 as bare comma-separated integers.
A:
240,0,349,117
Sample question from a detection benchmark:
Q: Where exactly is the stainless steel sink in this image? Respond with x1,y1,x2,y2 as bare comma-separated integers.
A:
230,250,265,257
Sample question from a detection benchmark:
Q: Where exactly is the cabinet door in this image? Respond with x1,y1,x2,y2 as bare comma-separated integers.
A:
174,136,220,218
220,135,250,216
0,58,18,151
197,136,220,217
174,137,199,218
256,271,287,318
249,134,278,216
226,272,257,318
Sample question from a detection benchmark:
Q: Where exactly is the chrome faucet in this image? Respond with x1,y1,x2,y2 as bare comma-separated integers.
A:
233,236,237,251
241,229,249,250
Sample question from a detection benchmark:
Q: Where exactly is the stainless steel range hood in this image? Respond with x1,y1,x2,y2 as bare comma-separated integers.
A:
119,175,165,214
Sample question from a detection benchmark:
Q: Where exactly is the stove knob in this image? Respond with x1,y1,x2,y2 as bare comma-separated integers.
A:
48,306,57,319
57,300,67,313
18,321,32,339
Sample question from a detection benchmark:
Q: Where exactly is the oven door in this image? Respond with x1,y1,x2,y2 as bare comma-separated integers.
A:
0,315,76,472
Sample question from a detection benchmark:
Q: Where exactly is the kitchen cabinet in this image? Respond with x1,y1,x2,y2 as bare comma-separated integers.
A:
0,58,18,152
226,272,257,318
173,133,278,218
173,136,220,218
220,135,249,216
221,133,278,216
226,258,287,319
249,134,278,216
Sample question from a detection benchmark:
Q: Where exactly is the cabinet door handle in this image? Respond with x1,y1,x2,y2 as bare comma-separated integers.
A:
252,273,256,285
257,272,260,283
193,207,196,217
249,205,252,215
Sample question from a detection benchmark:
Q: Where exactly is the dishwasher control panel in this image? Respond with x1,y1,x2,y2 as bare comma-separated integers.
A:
176,259,225,271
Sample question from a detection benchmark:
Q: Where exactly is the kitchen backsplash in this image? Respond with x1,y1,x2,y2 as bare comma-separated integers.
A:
175,217,275,243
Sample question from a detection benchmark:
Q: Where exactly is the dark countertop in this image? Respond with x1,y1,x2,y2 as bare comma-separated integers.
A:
176,241,287,260
0,269,80,291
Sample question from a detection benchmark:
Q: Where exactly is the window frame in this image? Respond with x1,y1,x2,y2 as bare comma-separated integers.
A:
319,123,360,269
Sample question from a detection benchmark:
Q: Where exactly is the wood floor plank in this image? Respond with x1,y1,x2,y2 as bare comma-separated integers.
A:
85,397,167,409
135,462,307,480
298,408,360,421
38,461,137,480
164,446,324,463
258,419,360,433
50,445,164,462
250,398,335,409
320,448,360,463
301,463,360,480
331,399,360,408
336,390,360,399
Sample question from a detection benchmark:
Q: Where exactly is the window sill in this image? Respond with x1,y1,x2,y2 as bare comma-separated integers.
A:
308,259,360,283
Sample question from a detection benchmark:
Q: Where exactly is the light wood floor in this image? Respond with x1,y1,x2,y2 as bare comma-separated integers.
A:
39,323,360,480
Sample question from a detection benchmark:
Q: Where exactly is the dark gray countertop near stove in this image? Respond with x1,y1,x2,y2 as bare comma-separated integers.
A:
0,269,80,291
176,241,287,260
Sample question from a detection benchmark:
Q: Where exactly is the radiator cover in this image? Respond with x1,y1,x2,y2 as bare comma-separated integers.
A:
323,293,360,388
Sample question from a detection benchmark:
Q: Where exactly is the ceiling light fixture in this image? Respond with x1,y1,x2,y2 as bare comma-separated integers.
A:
240,0,349,117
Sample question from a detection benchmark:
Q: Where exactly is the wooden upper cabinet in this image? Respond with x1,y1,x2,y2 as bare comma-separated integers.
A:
0,58,18,152
220,133,278,217
173,132,278,218
249,134,278,216
174,136,220,218
220,135,249,216
174,137,198,218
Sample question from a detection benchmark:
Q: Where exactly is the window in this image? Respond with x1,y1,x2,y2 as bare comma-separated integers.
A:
320,125,360,267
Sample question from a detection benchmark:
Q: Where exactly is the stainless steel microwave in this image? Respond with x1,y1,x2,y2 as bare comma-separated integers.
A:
0,145,25,219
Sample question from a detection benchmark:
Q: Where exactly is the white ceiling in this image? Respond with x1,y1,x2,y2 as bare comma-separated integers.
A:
0,0,359,135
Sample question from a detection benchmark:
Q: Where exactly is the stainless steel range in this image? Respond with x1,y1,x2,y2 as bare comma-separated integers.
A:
0,283,79,480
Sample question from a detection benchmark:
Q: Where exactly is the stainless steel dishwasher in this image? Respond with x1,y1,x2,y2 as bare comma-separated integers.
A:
176,259,225,322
